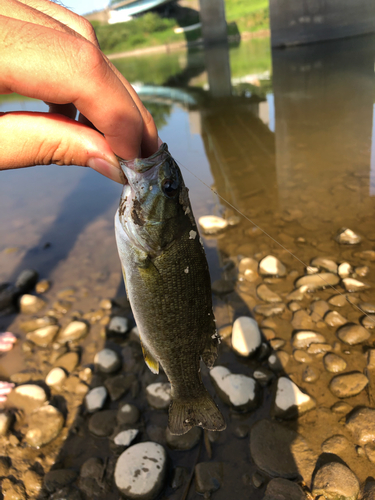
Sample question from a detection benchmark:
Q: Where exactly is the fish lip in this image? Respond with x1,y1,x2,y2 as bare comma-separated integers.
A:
118,143,169,174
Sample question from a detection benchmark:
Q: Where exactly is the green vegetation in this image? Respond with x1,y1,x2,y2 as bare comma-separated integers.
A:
225,0,269,33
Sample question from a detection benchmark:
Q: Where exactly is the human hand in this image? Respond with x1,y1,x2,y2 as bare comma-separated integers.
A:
0,0,159,183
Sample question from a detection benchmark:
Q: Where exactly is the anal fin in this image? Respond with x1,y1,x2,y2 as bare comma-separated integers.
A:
140,339,159,374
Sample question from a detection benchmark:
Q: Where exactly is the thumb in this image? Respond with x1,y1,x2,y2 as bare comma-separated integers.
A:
0,112,125,183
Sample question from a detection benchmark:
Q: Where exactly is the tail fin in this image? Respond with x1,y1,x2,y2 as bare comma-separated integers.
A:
168,389,226,436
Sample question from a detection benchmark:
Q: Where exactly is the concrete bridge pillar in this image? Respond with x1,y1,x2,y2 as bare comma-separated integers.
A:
199,0,227,44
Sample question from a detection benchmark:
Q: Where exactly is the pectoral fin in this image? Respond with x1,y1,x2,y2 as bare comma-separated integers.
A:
140,339,159,374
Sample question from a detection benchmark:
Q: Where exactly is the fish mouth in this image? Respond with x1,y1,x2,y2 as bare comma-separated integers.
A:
118,143,169,174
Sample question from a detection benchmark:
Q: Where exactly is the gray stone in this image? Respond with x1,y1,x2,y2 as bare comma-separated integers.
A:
362,481,375,500
114,429,139,447
26,325,59,347
85,386,107,412
273,377,316,418
337,324,370,345
321,434,350,454
15,269,39,292
195,462,223,495
295,273,340,291
57,321,88,342
329,372,368,398
343,278,370,292
324,353,347,373
254,303,285,317
292,331,326,349
335,227,361,245
44,469,78,493
105,374,134,401
108,316,129,334
325,311,348,327
231,316,261,357
114,442,167,499
166,426,201,450
252,367,274,386
25,405,64,447
20,294,47,314
117,403,140,425
146,382,171,409
171,467,189,490
250,419,316,484
259,255,286,277
7,384,47,412
346,407,375,445
312,462,359,500
210,366,260,411
50,486,82,500
94,348,121,373
263,478,306,500
256,284,282,303
88,409,117,437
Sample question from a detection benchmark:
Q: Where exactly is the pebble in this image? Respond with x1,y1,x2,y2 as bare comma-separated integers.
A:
329,372,368,398
268,351,290,371
307,343,333,354
323,353,347,373
325,310,348,327
288,301,301,312
88,409,117,437
259,255,286,277
362,315,375,328
166,426,201,450
50,486,82,500
302,365,320,383
269,338,285,350
355,265,369,277
310,300,330,321
343,277,370,292
231,316,261,357
146,382,171,409
331,401,353,413
105,373,134,401
263,478,306,500
243,268,259,282
295,273,340,291
346,407,375,445
210,366,259,411
1,479,27,500
85,386,107,412
337,323,370,344
273,377,315,418
328,294,349,307
359,302,375,314
321,434,350,454
20,294,46,314
25,405,64,447
19,315,57,333
44,469,78,493
355,250,375,261
293,350,312,363
26,325,59,347
335,227,361,244
54,351,79,372
198,215,228,234
57,321,88,342
171,467,189,490
15,269,39,292
253,367,274,386
195,462,223,496
292,331,326,349
365,443,375,463
238,257,258,274
114,429,139,447
250,419,316,484
114,442,167,499
291,309,315,330
286,285,309,301
23,469,43,496
362,481,375,500
45,367,67,388
7,384,47,412
254,303,285,317
311,257,338,273
338,262,353,278
108,316,129,334
53,300,73,314
0,412,12,435
35,279,50,294
312,462,359,499
256,284,282,302
117,403,140,425
94,348,121,373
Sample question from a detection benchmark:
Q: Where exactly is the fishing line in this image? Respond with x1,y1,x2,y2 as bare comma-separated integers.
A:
170,152,375,326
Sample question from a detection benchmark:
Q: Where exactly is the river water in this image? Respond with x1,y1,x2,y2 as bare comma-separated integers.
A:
1,34,375,499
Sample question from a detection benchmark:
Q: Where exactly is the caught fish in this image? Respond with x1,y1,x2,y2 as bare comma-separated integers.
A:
114,143,225,435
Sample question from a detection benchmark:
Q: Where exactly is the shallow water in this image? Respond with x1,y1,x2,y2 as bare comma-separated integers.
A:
1,33,375,499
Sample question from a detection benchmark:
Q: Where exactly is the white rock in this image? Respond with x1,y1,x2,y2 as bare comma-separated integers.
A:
259,255,286,277
274,377,316,418
115,442,167,499
295,273,340,291
338,262,353,278
109,316,129,334
238,257,258,274
14,384,47,403
0,412,12,435
85,386,107,412
114,429,139,447
198,215,228,234
45,367,67,388
342,278,370,292
19,294,46,314
146,383,171,409
58,321,88,342
210,366,258,410
6,384,48,412
94,348,121,373
311,257,338,273
231,317,261,357
292,331,327,349
335,228,361,245
306,266,319,275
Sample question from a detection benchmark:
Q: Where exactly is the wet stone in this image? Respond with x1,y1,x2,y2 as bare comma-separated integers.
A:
251,471,265,488
259,255,286,277
343,277,370,292
292,331,326,349
321,434,350,454
19,315,57,333
210,366,260,411
231,316,261,357
114,442,167,499
57,321,88,342
53,300,73,314
295,273,340,291
105,374,134,401
45,367,67,388
263,478,306,500
94,348,121,373
338,262,353,278
293,350,312,363
195,462,223,496
117,403,140,425
108,316,129,334
25,405,64,448
359,302,375,314
256,284,282,303
171,467,189,490
35,279,50,294
268,351,289,371
325,310,348,327
329,294,349,307
15,269,39,292
269,338,285,350
311,257,338,273
26,325,59,347
166,426,201,450
302,365,320,383
7,384,47,412
291,309,314,330
114,429,139,447
261,327,276,340
50,486,82,500
337,323,370,345
198,215,228,234
85,386,107,412
273,377,315,418
0,456,10,475
362,481,375,500
346,407,375,445
54,351,79,372
238,257,258,275
312,462,359,500
0,412,12,435
331,401,353,414
146,382,171,409
288,301,301,312
89,409,117,437
254,303,285,317
44,469,78,493
335,227,361,245
329,372,368,398
361,315,375,329
365,443,375,463
355,265,369,277
310,300,330,321
20,294,46,314
307,343,333,354
324,353,347,373
253,367,274,386
23,469,43,497
1,479,27,500
286,286,309,301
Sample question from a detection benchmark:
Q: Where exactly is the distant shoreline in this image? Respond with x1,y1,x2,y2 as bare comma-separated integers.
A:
107,29,270,60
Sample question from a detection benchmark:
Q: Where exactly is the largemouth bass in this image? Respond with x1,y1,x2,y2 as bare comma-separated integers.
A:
114,143,225,435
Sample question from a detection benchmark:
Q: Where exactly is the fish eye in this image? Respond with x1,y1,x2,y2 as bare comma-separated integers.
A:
162,179,179,198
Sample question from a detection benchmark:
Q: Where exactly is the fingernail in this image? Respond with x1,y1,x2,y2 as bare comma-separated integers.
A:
87,157,126,184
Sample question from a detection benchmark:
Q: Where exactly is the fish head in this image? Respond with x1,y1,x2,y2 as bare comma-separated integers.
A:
116,143,193,256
